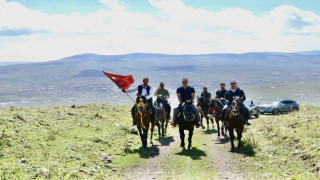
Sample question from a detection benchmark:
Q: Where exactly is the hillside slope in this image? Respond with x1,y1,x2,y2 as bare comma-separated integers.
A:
1,104,319,179
243,106,320,179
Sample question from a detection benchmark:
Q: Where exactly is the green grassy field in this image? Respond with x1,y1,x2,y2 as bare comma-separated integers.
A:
1,104,319,179
0,104,149,179
242,106,320,179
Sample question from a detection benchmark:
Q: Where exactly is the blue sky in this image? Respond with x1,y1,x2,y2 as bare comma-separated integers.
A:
1,0,320,61
9,0,320,15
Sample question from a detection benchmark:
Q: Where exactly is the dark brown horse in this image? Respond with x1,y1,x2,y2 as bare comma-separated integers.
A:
225,96,246,152
135,96,150,149
208,99,227,137
178,100,195,150
197,97,214,130
151,95,169,143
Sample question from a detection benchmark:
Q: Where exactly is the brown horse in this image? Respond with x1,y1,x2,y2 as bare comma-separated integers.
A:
208,99,227,137
197,96,214,130
178,100,195,150
225,96,246,152
151,95,169,143
135,96,150,149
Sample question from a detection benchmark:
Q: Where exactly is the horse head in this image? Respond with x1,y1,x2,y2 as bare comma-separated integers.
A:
136,95,147,114
231,96,243,117
154,95,165,109
197,96,207,108
183,100,195,122
208,100,217,116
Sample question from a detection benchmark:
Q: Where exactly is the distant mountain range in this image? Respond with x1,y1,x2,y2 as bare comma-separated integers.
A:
0,62,32,66
295,50,320,55
0,52,319,107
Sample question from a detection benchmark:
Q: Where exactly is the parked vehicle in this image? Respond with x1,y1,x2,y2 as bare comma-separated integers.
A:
258,99,299,115
243,99,260,119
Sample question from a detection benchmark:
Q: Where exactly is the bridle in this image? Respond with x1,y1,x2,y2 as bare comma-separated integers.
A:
183,101,195,122
136,97,147,129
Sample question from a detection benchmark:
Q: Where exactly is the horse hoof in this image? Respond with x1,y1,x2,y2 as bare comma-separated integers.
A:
231,148,235,152
202,126,205,129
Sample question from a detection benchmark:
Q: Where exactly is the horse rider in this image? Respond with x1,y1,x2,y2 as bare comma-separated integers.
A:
171,78,201,128
222,81,251,126
200,87,211,103
154,82,171,120
122,77,156,126
215,82,227,105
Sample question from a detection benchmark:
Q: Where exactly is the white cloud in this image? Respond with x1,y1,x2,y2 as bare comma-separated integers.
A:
99,0,126,11
0,0,320,62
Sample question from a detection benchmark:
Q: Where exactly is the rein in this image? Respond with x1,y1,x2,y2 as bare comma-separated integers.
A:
136,102,147,130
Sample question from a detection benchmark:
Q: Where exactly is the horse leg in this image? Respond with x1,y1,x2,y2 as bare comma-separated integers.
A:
206,116,209,130
216,118,220,137
210,118,213,129
161,119,165,137
138,128,144,148
179,127,185,149
143,129,148,148
158,122,161,138
237,127,243,148
228,127,235,152
188,129,193,150
165,116,169,136
150,123,155,144
224,125,228,137
201,114,205,129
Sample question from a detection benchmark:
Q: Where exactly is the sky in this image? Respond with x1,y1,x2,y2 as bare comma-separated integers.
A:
0,0,320,62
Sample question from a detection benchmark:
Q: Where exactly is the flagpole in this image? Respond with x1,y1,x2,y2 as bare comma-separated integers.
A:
124,92,136,103
103,71,136,104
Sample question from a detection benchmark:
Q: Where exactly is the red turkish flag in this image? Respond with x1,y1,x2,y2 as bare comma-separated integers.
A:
103,71,134,90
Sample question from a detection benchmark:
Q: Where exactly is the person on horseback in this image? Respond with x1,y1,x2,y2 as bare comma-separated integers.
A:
154,82,171,120
171,78,201,128
122,77,156,126
200,87,211,103
215,82,227,105
222,81,251,126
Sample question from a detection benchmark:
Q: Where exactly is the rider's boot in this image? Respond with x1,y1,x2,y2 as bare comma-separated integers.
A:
131,107,136,126
222,115,227,127
195,122,201,128
170,108,178,127
194,109,201,128
167,107,171,120
194,117,201,128
223,121,227,126
245,109,251,125
151,116,156,125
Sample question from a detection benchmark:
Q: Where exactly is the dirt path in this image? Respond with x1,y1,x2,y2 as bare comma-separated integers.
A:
124,127,251,180
125,131,180,180
208,135,247,180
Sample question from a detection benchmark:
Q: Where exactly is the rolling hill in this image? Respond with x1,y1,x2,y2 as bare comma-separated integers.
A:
0,52,319,107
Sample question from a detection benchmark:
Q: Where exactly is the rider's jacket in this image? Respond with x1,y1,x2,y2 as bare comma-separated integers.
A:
224,88,246,105
216,89,227,99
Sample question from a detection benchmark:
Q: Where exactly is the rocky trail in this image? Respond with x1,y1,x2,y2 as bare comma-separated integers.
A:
124,126,251,180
